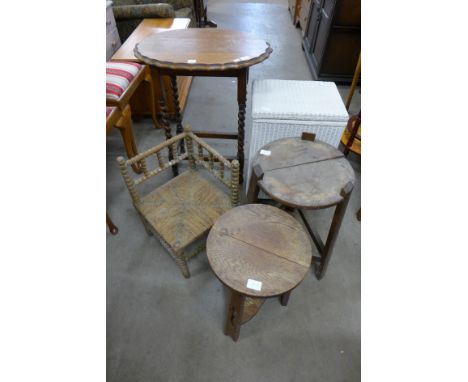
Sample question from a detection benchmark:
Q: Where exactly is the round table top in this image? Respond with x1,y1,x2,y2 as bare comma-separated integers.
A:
252,138,355,209
134,28,272,71
206,204,312,298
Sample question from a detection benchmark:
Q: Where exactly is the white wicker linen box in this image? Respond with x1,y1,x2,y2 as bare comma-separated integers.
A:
247,79,349,189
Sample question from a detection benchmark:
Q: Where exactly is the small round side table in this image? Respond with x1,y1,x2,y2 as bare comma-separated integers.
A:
134,28,273,183
206,204,312,342
247,134,355,280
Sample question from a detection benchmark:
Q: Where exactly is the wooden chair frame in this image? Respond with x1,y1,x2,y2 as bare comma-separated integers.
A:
117,126,240,277
107,104,143,235
106,64,159,129
106,212,118,235
341,111,361,156
106,104,142,174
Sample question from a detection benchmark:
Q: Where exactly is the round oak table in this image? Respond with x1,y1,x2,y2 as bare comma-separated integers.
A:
134,28,273,183
207,204,312,341
248,134,355,280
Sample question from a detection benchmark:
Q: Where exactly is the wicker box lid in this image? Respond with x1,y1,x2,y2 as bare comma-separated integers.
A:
252,79,349,122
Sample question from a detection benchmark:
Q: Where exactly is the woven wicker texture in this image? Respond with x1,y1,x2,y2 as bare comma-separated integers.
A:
137,170,232,250
251,79,348,121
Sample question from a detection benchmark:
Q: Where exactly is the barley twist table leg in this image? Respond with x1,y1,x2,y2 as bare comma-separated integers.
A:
154,69,178,177
237,69,248,184
170,75,185,153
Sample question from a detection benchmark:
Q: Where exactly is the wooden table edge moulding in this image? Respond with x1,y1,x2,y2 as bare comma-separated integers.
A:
206,204,312,341
134,28,273,183
111,18,193,121
247,133,355,280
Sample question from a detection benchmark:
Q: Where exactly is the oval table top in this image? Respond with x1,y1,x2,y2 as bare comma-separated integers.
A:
134,28,272,71
252,138,355,209
206,204,312,298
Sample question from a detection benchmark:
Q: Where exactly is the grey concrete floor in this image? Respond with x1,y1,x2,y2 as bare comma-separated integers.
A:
107,0,361,381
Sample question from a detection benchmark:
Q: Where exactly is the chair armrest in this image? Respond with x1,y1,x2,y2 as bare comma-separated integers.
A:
113,4,175,20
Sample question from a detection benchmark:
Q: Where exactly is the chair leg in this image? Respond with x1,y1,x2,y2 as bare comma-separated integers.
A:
116,105,142,174
174,251,190,279
106,213,118,235
138,214,153,236
144,70,160,129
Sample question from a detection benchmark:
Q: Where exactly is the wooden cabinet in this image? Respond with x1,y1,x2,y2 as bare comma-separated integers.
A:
288,0,301,25
298,0,312,33
106,1,121,61
302,0,360,83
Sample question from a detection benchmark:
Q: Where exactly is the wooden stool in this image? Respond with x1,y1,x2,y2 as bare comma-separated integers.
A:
248,134,355,280
206,204,312,341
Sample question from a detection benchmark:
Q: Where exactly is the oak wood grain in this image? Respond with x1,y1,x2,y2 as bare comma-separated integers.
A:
252,138,355,209
134,28,272,71
241,297,265,324
207,204,312,298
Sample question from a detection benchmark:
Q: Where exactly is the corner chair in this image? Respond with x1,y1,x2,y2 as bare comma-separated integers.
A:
117,126,240,278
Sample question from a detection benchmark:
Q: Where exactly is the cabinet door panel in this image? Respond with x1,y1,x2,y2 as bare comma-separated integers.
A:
320,31,360,75
311,0,332,69
334,0,360,26
304,0,322,51
299,0,313,36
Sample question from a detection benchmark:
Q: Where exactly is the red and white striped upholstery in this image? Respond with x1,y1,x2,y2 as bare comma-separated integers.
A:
106,62,142,101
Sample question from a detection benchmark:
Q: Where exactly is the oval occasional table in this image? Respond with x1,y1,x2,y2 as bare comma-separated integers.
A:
134,28,273,183
207,204,312,342
247,133,355,280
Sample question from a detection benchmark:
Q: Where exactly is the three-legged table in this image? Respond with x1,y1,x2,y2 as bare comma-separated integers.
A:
248,134,355,279
207,204,312,341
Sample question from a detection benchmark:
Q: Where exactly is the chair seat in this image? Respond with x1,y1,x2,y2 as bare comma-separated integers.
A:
137,169,232,251
106,62,142,101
